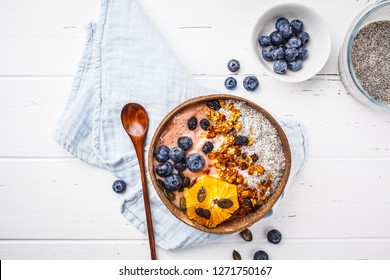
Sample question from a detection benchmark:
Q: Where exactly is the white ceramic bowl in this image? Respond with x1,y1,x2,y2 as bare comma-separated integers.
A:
252,3,331,83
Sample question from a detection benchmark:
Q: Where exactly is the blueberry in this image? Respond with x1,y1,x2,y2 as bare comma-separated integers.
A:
262,45,275,61
112,179,126,193
200,119,211,130
273,59,288,74
235,135,249,146
169,147,185,163
202,141,214,154
297,46,308,60
224,76,237,90
270,31,284,46
243,76,259,92
177,136,193,150
174,161,186,172
164,173,183,191
259,35,271,46
253,250,269,260
271,46,285,61
288,59,303,71
227,59,240,73
186,153,205,172
290,19,304,34
298,31,310,45
279,23,292,38
206,100,221,111
154,145,170,162
155,161,173,177
187,116,197,130
275,17,289,31
288,36,302,48
243,198,253,208
267,229,282,244
284,47,298,62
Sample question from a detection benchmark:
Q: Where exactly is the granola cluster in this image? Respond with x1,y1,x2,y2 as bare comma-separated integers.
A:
201,101,274,215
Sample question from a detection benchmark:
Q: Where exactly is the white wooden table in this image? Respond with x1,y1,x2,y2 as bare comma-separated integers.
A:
1,0,390,260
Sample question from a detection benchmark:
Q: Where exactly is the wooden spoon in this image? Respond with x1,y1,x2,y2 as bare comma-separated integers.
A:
121,103,157,260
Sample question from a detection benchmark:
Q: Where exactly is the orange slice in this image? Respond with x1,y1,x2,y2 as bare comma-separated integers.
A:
184,175,239,228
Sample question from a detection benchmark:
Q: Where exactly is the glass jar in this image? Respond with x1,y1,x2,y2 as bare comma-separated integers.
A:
338,0,390,112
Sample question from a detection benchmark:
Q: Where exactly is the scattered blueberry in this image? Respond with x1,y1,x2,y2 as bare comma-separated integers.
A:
272,46,285,61
186,153,205,172
112,179,126,193
154,145,170,162
290,19,304,34
298,31,310,45
243,76,259,92
284,47,298,62
253,250,269,260
262,45,275,61
224,76,237,90
177,136,193,151
174,161,186,172
206,100,221,111
288,59,303,71
155,162,173,177
279,23,292,38
235,135,249,146
270,31,284,46
164,173,183,191
297,46,308,60
259,35,271,46
267,229,282,244
275,17,289,31
200,119,211,130
227,59,240,73
273,59,288,74
169,147,185,163
202,141,214,154
187,116,197,130
288,36,302,48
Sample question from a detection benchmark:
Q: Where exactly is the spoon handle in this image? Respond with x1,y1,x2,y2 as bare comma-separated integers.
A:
133,137,157,260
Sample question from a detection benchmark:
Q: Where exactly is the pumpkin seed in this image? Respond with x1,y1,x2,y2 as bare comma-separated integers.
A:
179,197,187,212
232,250,241,260
239,228,253,242
183,177,190,188
163,188,175,201
197,186,207,202
217,198,233,209
189,179,197,188
178,171,185,181
195,207,211,219
156,179,164,189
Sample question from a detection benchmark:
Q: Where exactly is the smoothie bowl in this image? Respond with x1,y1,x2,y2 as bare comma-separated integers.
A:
148,95,291,234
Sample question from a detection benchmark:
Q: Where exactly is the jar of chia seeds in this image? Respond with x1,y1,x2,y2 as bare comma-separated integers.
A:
339,0,390,112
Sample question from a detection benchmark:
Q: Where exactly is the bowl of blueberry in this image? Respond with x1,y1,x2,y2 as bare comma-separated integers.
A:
148,94,291,234
252,3,331,83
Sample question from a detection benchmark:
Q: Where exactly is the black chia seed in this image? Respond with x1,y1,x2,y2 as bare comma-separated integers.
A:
352,20,390,105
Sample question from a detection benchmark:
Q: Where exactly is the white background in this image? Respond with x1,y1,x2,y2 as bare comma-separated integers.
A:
0,0,389,259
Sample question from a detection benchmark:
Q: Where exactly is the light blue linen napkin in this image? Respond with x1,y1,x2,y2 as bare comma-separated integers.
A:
54,0,307,250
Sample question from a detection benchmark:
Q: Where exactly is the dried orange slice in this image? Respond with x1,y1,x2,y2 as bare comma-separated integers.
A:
184,175,239,228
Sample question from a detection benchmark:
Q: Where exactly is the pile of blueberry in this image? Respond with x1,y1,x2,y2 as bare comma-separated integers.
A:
259,18,309,74
224,59,259,92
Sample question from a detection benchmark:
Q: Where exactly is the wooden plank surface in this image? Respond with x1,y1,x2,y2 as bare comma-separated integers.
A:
0,0,389,259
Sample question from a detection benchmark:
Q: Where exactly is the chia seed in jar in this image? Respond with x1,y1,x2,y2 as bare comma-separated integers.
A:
351,20,390,106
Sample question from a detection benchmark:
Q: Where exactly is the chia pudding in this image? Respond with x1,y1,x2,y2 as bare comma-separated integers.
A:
152,98,288,228
352,20,390,105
